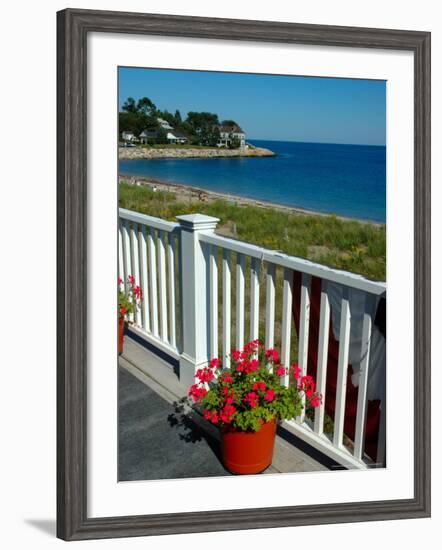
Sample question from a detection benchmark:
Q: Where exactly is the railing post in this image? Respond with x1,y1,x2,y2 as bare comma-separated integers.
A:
176,213,220,387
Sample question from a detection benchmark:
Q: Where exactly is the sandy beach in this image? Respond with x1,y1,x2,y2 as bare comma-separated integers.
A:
118,174,382,227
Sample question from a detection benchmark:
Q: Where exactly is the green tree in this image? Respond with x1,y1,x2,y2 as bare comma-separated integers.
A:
119,111,148,137
136,96,156,117
229,136,241,149
221,119,238,127
186,112,220,145
122,97,137,113
174,109,182,126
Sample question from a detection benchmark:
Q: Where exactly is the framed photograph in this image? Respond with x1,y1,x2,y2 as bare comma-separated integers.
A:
57,8,431,541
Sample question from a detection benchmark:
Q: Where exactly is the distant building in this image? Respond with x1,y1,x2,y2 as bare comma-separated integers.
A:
121,131,137,142
157,117,174,131
139,128,159,143
217,124,246,149
167,130,188,144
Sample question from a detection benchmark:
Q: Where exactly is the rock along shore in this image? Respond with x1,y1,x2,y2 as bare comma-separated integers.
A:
119,145,276,160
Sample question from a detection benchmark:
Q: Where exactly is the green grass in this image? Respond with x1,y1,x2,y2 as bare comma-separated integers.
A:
119,181,386,281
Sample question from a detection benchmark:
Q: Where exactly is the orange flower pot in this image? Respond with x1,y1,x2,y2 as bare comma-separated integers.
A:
221,418,277,474
118,316,125,355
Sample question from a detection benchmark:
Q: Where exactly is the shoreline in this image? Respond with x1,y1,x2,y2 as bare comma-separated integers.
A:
118,145,276,160
118,174,384,227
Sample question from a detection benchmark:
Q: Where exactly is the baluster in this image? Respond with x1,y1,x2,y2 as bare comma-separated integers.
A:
354,294,375,460
139,225,150,332
157,230,168,342
130,222,140,326
314,288,331,435
147,227,158,336
250,257,260,342
236,253,245,350
167,233,177,348
280,268,293,386
298,273,311,423
265,263,276,350
223,249,231,369
209,245,219,360
333,294,351,447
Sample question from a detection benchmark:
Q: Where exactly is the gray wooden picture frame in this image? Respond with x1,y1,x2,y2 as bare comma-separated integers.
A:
57,8,431,541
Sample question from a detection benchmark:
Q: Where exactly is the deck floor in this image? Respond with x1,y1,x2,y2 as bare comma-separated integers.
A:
118,334,330,481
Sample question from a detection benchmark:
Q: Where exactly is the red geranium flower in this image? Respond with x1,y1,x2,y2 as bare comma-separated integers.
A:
188,384,207,402
310,395,322,408
252,381,266,392
275,365,286,377
209,358,221,369
264,389,276,402
265,348,280,363
291,363,302,380
244,391,259,408
196,367,214,383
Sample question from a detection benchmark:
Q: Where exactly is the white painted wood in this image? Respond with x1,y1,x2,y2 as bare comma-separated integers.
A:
157,230,168,342
298,273,311,423
118,223,124,291
250,257,260,342
222,249,232,369
128,323,180,360
209,245,219,360
281,419,367,470
120,207,178,233
122,221,133,323
200,232,385,295
147,228,159,337
280,268,293,386
314,289,331,435
130,222,141,326
333,296,352,448
139,225,150,332
354,295,374,460
265,263,276,350
176,213,219,387
167,233,177,348
236,253,246,350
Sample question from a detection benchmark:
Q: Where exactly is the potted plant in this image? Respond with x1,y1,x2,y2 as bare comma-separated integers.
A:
118,275,142,355
188,339,322,474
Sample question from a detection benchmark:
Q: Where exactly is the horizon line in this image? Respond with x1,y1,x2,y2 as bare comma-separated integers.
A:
248,138,386,147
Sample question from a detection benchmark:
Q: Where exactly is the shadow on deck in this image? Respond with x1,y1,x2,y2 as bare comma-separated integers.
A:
118,335,339,482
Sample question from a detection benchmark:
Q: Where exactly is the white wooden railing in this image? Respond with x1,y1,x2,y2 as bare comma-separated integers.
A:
119,208,386,470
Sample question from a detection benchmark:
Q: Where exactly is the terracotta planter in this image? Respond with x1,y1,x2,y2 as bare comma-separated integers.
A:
221,418,277,474
118,316,125,355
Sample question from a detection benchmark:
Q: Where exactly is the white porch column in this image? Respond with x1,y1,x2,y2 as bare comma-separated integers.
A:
176,213,220,387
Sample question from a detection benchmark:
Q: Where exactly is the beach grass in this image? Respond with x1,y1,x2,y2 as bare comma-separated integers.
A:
119,181,386,281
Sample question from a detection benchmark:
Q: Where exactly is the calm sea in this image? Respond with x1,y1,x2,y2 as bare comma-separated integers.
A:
119,140,386,223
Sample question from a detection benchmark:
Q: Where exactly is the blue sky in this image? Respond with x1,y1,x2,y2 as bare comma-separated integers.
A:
119,67,386,146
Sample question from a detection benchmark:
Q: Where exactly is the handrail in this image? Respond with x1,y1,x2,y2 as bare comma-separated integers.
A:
199,232,386,295
119,208,179,233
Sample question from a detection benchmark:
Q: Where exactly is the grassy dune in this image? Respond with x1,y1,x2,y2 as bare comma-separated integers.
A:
119,181,386,281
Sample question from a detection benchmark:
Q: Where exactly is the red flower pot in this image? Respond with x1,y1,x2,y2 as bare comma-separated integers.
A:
118,316,125,355
221,418,277,474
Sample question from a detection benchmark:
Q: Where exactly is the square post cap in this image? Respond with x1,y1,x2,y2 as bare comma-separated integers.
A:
176,213,220,231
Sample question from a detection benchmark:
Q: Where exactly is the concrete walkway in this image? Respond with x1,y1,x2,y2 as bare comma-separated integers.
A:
118,367,232,480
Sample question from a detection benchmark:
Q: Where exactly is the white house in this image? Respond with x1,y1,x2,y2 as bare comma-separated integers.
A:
217,124,246,148
122,131,136,142
157,117,174,131
167,131,188,144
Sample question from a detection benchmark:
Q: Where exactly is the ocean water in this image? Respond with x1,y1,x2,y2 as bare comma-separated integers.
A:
119,140,386,223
